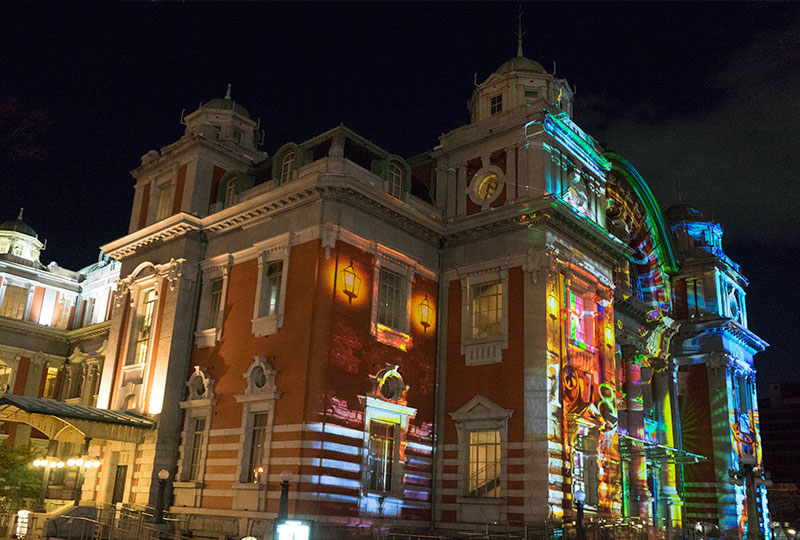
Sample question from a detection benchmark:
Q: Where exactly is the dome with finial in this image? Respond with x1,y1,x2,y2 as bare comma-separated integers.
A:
496,11,546,75
202,84,250,118
664,203,707,224
0,208,37,238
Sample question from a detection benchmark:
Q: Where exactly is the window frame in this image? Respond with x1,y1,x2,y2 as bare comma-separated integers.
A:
460,268,509,366
489,93,503,116
280,152,296,184
450,395,512,508
251,241,289,337
195,255,233,348
234,357,279,485
0,283,29,321
387,162,403,199
155,181,174,221
223,177,238,208
370,254,414,349
177,366,214,486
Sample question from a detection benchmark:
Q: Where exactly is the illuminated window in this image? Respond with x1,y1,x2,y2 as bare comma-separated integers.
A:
205,278,223,329
188,417,206,481
43,367,59,399
367,420,395,493
387,162,403,199
472,281,502,339
378,268,405,331
490,93,503,116
569,291,593,350
156,183,173,221
223,178,237,208
129,289,156,366
247,412,269,483
280,152,295,184
469,430,501,497
0,285,27,320
259,261,283,318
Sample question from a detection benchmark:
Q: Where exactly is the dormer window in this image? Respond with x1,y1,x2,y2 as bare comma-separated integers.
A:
280,152,295,184
490,93,503,116
232,128,243,144
387,162,403,199
224,178,237,208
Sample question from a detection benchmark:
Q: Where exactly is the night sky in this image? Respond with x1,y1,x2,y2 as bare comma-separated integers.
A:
1,3,798,392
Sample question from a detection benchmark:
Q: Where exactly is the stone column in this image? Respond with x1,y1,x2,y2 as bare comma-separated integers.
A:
624,349,650,519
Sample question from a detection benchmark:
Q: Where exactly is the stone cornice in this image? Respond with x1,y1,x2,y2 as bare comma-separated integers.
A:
676,317,768,353
101,215,203,260
66,321,111,345
0,316,66,342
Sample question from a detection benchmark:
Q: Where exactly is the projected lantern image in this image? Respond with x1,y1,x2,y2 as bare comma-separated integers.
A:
419,294,432,332
341,259,361,303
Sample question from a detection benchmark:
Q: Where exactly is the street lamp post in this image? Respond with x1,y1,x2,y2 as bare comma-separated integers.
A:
575,489,586,540
277,470,292,521
729,452,772,540
154,468,170,524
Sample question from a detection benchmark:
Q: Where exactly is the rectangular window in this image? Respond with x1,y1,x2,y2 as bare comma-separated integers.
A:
130,289,157,366
84,297,96,327
490,94,503,116
1,285,27,320
247,412,269,483
0,364,12,393
188,417,206,481
569,291,594,350
377,268,405,331
469,430,500,497
54,297,72,329
472,281,502,339
156,183,173,221
367,420,395,493
43,367,59,399
259,261,283,318
524,90,538,98
205,278,223,329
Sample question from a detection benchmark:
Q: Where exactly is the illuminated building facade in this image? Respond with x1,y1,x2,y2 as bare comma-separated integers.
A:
0,210,120,500
29,49,767,538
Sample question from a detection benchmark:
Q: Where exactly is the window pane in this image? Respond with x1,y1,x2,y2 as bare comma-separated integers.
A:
188,417,206,481
43,367,59,399
388,163,403,198
472,281,502,338
247,412,269,482
367,420,395,492
280,152,295,184
377,268,405,330
206,278,223,329
490,94,503,115
224,179,237,208
469,430,500,497
131,289,156,365
156,184,173,220
260,261,283,317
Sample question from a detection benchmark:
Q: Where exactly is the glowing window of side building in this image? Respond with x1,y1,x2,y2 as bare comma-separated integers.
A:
0,285,27,320
469,429,501,498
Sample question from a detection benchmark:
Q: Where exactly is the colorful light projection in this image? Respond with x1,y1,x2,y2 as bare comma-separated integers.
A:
418,295,432,333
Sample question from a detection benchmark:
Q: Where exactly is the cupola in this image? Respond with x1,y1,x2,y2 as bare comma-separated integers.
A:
0,208,45,264
468,37,574,124
182,84,260,152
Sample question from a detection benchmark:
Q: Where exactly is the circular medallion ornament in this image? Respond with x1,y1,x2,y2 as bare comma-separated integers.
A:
475,173,500,200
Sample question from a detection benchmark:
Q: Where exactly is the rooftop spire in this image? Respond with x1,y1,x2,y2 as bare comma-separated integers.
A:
516,5,525,58
224,83,232,100
17,208,23,220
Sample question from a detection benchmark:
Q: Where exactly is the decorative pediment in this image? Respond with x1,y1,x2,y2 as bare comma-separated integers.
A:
242,356,278,397
186,366,214,401
450,395,513,423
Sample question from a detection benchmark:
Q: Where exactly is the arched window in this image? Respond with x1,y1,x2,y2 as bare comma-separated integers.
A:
280,152,296,184
387,162,403,199
224,177,237,208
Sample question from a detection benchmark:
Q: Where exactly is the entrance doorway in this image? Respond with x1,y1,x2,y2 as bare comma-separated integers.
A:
111,465,127,504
